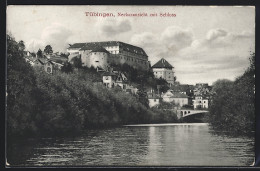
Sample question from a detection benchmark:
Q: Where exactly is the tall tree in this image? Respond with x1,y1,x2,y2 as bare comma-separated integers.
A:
44,45,53,55
7,34,38,136
36,49,43,58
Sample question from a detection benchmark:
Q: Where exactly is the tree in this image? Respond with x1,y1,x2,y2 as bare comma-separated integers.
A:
7,34,38,136
36,49,43,58
18,40,25,51
136,88,149,108
61,61,73,73
208,54,255,135
31,52,36,57
44,45,53,55
72,56,82,68
208,79,234,131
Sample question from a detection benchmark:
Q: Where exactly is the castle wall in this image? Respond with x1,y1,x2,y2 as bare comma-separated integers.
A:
89,52,109,70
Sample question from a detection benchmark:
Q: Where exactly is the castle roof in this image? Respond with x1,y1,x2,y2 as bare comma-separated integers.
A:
80,44,109,53
68,41,148,57
68,43,86,49
152,58,173,69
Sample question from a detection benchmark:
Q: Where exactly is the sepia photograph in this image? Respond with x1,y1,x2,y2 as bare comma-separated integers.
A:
6,5,255,166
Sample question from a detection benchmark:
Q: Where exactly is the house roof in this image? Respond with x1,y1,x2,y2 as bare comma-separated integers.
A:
35,59,44,65
102,72,117,76
152,58,173,69
172,92,189,98
147,93,161,99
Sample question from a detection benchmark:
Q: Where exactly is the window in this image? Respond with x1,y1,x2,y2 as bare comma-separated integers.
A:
47,67,51,73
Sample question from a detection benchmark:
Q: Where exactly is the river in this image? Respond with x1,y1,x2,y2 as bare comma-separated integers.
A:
7,123,254,166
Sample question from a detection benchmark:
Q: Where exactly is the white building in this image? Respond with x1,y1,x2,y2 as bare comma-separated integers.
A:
148,95,161,108
162,90,189,107
102,71,128,90
192,96,209,109
152,58,175,85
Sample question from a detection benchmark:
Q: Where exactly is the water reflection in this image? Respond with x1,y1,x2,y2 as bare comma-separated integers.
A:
7,124,254,166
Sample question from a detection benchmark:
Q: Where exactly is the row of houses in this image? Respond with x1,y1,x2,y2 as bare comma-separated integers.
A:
24,55,64,74
147,88,210,110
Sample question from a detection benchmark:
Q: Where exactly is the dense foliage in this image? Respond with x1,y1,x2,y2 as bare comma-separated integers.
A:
7,35,177,137
207,54,255,135
7,35,38,136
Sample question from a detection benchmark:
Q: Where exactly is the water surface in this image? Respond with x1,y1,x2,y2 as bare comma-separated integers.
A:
7,123,254,166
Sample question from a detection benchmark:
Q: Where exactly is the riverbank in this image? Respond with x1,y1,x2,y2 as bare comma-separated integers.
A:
124,123,208,127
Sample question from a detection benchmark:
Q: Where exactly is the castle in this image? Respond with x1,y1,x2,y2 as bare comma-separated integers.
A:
67,41,150,71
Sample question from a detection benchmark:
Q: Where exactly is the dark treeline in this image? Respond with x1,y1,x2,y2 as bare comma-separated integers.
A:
7,35,178,137
207,54,255,135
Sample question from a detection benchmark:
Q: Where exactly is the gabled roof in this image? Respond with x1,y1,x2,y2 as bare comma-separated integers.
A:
34,59,44,65
152,58,173,69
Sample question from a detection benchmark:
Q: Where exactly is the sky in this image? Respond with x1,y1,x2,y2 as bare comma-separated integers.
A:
7,6,255,85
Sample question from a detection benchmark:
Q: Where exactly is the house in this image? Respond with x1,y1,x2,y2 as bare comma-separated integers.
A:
102,71,129,90
162,90,189,107
161,90,175,103
113,71,128,89
102,72,117,88
171,84,194,96
147,93,161,108
51,61,64,70
31,58,44,68
125,85,138,94
193,83,212,96
152,58,175,85
192,95,209,109
44,60,55,74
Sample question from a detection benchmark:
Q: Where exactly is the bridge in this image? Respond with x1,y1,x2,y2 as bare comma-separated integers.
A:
177,109,209,119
